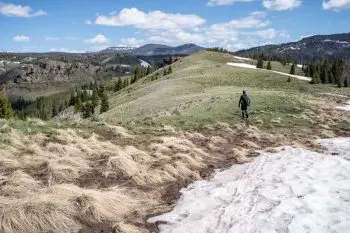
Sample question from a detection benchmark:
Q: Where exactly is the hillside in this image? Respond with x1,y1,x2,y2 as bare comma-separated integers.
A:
133,43,205,56
0,43,205,100
235,32,350,62
102,51,349,133
0,51,349,233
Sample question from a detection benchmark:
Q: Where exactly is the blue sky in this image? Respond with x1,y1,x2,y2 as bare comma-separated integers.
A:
0,0,350,52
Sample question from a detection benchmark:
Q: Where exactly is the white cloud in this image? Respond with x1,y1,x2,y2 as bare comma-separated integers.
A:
322,0,350,11
119,38,144,47
84,34,109,45
85,20,92,25
0,3,46,17
92,8,205,30
254,28,277,39
210,11,270,30
207,0,254,6
13,35,30,42
278,29,290,38
149,29,206,44
89,10,288,52
262,0,301,11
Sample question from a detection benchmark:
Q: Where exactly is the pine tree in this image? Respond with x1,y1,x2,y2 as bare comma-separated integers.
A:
309,63,316,79
344,76,349,87
134,66,141,82
69,92,76,106
0,91,13,119
91,88,99,107
74,95,82,111
168,65,173,74
290,63,295,75
114,77,123,92
123,78,129,88
333,59,344,88
82,102,94,118
315,72,321,84
98,85,105,97
100,92,109,114
328,70,334,84
146,66,152,75
324,70,329,84
52,103,58,117
337,76,343,88
256,58,264,68
267,61,272,70
320,59,329,84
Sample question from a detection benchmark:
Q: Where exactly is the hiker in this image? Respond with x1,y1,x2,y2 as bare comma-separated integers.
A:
238,90,250,119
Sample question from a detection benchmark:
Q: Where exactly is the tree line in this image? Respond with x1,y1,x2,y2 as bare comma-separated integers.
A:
255,53,349,87
303,59,349,87
69,82,109,118
207,47,230,53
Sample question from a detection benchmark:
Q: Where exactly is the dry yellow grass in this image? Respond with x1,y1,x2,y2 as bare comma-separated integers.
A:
1,121,251,232
0,112,342,232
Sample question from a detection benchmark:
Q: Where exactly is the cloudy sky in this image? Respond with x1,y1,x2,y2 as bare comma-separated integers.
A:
0,0,350,52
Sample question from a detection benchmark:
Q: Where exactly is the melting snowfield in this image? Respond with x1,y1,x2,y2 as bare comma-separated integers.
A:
336,100,350,111
139,59,151,68
226,62,312,81
149,137,350,233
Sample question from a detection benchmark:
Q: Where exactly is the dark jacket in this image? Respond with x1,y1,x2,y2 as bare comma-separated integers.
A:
239,94,250,108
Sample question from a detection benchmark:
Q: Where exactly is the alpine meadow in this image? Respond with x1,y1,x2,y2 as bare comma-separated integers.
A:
0,0,350,233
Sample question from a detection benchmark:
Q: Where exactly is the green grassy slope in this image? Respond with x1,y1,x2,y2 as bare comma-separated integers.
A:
102,51,349,133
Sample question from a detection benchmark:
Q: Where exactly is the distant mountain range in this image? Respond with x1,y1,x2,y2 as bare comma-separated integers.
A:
98,43,205,56
235,32,350,62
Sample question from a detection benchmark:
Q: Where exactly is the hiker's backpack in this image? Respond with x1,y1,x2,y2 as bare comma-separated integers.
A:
241,95,249,106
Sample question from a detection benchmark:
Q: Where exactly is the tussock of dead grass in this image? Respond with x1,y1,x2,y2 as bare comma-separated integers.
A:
0,195,80,233
0,122,229,232
231,147,251,163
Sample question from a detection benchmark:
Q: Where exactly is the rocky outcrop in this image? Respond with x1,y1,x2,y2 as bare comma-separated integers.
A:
2,58,101,84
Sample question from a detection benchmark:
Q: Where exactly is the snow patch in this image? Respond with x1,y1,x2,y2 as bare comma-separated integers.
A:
139,59,151,68
227,62,256,69
149,137,350,233
323,39,349,44
272,70,311,81
233,56,252,61
336,100,350,111
226,62,311,81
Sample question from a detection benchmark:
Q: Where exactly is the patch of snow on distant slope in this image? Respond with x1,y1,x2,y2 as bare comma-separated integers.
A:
323,39,349,44
226,62,311,81
227,62,256,69
233,56,252,61
149,137,350,233
272,70,311,81
139,59,151,68
336,100,350,111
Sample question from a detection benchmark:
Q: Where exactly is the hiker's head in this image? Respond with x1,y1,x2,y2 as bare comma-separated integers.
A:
243,90,247,95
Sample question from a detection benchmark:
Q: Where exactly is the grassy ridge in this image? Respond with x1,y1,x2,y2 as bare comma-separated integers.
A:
102,51,349,133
